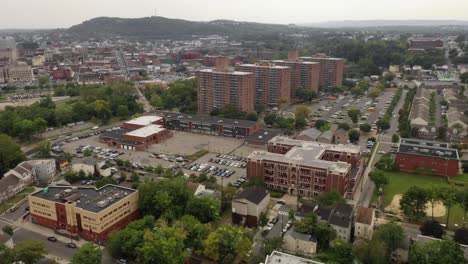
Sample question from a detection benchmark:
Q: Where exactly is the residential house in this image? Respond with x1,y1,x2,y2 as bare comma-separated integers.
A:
354,206,375,240
232,186,270,227
317,130,333,144
0,161,36,203
283,229,318,256
296,128,322,141
72,157,111,177
28,159,56,183
333,129,349,144
328,203,354,242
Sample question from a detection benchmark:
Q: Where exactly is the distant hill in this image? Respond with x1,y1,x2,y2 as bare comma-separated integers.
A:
67,16,298,39
302,20,468,28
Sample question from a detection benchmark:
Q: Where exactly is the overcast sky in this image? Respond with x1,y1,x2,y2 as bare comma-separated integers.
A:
2,0,468,28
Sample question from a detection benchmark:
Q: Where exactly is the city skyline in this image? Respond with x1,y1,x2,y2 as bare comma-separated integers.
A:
1,0,468,29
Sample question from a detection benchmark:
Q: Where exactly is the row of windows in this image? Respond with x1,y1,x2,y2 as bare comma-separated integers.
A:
101,201,130,221
32,209,52,217
31,201,51,209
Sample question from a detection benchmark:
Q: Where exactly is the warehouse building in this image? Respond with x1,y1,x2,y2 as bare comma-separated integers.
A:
396,138,461,176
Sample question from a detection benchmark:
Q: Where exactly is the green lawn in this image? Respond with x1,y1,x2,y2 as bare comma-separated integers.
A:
187,149,209,160
381,172,468,229
382,172,445,207
0,187,35,214
450,174,468,184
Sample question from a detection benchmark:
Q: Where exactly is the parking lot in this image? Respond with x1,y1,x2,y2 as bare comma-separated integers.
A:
183,152,248,186
148,131,244,156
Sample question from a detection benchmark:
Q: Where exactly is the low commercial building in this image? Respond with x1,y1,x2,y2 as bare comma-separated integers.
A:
100,116,172,151
354,206,375,240
396,138,461,176
263,251,324,264
247,136,361,198
156,111,260,138
232,186,270,228
283,229,318,256
29,185,139,241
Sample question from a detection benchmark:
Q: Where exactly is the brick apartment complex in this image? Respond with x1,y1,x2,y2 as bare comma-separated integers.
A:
0,64,33,83
247,136,361,197
409,38,444,50
197,57,255,114
273,51,320,98
155,111,260,138
396,138,461,177
301,54,345,89
100,115,172,151
29,185,139,241
238,62,291,110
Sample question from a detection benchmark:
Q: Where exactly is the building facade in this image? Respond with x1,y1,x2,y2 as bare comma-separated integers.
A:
28,159,56,183
196,68,255,114
0,64,33,83
247,136,361,198
232,187,270,228
396,138,461,176
354,206,375,241
29,185,139,241
301,54,345,89
238,63,291,110
0,161,36,204
283,229,318,256
273,60,320,98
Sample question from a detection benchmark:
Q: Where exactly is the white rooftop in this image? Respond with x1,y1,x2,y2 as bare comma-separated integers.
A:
263,251,324,264
270,136,361,154
198,68,252,75
125,115,163,126
125,124,165,138
239,63,290,69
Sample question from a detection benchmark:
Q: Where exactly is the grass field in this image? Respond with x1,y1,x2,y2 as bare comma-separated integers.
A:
381,172,467,228
0,187,35,214
450,174,468,184
188,149,209,160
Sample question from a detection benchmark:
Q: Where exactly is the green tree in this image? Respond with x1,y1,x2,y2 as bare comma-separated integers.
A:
203,225,252,264
367,87,382,100
174,215,208,252
375,221,404,254
348,129,360,142
13,240,47,264
329,240,354,264
35,140,51,158
375,153,396,171
392,134,400,143
0,134,25,175
295,105,311,119
259,211,269,227
314,119,330,131
438,185,459,227
359,123,371,132
294,213,318,234
259,237,283,258
138,226,189,264
38,75,49,89
71,243,102,264
116,105,130,118
150,94,163,108
369,170,388,192
400,186,429,220
295,116,307,130
460,72,468,83
426,184,441,220
0,244,15,264
2,225,14,236
317,191,345,207
409,239,465,264
107,216,156,260
352,238,387,264
338,123,351,131
458,188,468,227
347,109,361,123
186,196,221,223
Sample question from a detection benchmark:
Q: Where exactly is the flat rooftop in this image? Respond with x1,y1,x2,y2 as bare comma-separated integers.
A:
264,251,324,264
124,115,163,126
398,138,459,160
272,59,319,65
155,111,258,128
197,68,252,76
31,185,136,213
125,124,165,138
249,148,351,174
269,136,361,154
239,63,290,69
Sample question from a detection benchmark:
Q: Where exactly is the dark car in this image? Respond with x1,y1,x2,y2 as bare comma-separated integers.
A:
47,236,57,242
66,242,77,248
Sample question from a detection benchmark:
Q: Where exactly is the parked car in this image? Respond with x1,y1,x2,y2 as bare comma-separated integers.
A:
66,242,77,249
47,236,57,242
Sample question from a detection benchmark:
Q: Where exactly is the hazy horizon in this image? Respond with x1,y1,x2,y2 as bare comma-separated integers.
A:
2,0,468,29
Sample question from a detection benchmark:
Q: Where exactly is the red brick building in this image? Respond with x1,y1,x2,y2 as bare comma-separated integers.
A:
396,138,461,177
196,66,255,114
301,54,345,89
247,136,362,198
238,62,291,110
273,58,320,98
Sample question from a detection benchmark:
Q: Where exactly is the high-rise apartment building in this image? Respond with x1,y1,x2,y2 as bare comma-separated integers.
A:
238,62,291,110
272,50,320,98
301,54,344,89
197,57,255,114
